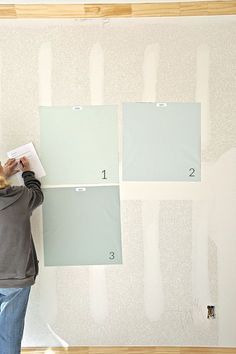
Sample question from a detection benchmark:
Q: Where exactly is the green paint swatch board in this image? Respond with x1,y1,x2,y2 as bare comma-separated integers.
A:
40,106,119,185
43,186,122,266
122,102,201,181
40,106,122,266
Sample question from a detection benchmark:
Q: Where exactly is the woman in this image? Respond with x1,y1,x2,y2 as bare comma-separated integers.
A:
0,156,44,354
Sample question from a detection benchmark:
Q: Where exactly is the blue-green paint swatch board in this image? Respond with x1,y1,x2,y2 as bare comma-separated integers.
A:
122,102,201,181
42,186,122,266
40,106,119,185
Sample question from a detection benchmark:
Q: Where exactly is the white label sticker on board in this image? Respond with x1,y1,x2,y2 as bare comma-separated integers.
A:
75,187,86,192
156,103,167,107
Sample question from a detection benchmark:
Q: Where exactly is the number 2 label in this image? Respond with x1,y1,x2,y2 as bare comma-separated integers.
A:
189,168,195,177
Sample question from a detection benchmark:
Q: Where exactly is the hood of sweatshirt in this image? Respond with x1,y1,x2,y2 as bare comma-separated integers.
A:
0,186,25,211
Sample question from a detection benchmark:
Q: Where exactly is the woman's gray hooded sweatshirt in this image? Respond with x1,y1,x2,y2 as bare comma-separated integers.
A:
0,171,44,288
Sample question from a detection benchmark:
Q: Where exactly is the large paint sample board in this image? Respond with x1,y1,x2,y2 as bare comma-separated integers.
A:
43,186,122,266
40,106,119,185
122,102,201,181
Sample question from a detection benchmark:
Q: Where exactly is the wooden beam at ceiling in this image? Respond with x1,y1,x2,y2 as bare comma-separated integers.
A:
0,1,235,19
21,346,236,354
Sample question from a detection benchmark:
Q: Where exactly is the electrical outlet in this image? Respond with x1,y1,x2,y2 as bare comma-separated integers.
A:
207,305,215,319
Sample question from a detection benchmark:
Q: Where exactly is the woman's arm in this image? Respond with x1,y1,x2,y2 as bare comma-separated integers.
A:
20,156,44,210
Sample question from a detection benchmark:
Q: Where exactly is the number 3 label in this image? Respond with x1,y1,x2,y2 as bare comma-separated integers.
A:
109,252,115,260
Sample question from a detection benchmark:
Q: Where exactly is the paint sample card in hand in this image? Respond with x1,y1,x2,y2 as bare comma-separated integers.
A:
7,142,46,181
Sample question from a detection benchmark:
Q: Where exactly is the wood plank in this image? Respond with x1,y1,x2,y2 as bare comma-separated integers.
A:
0,4,16,18
21,346,236,354
180,347,236,353
84,4,132,17
179,1,209,16
0,2,235,19
208,0,236,14
131,3,180,17
15,4,86,18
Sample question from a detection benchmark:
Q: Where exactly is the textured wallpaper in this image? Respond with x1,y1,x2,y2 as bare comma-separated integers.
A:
0,16,236,347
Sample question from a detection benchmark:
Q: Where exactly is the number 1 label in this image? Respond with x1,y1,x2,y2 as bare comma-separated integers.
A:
102,170,107,179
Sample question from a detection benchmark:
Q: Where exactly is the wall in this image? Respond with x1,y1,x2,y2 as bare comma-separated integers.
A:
0,15,236,348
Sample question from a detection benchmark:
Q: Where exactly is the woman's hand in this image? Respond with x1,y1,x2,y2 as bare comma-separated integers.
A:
3,158,19,178
19,156,31,172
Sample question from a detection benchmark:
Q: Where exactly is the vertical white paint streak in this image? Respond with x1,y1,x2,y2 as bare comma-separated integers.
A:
142,201,164,321
210,149,236,346
89,42,108,323
0,51,1,108
39,42,52,106
142,44,164,321
38,42,58,325
196,44,210,149
89,265,108,323
89,42,104,105
142,43,159,102
0,51,3,158
192,200,211,326
191,44,211,328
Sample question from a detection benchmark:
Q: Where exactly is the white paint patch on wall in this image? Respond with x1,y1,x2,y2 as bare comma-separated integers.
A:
89,266,109,323
142,43,164,321
37,42,60,342
142,43,159,102
38,42,52,106
196,44,210,149
88,42,108,323
210,148,236,346
0,52,1,106
89,42,104,105
142,201,164,321
0,51,3,158
192,200,211,326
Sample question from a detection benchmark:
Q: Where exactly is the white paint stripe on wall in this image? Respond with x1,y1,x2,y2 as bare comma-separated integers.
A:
142,43,164,321
210,148,236,345
142,43,159,102
89,42,109,323
37,42,61,342
89,42,104,106
38,42,52,106
0,51,1,108
196,44,210,149
0,51,3,158
89,266,109,323
192,200,211,326
142,201,164,321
